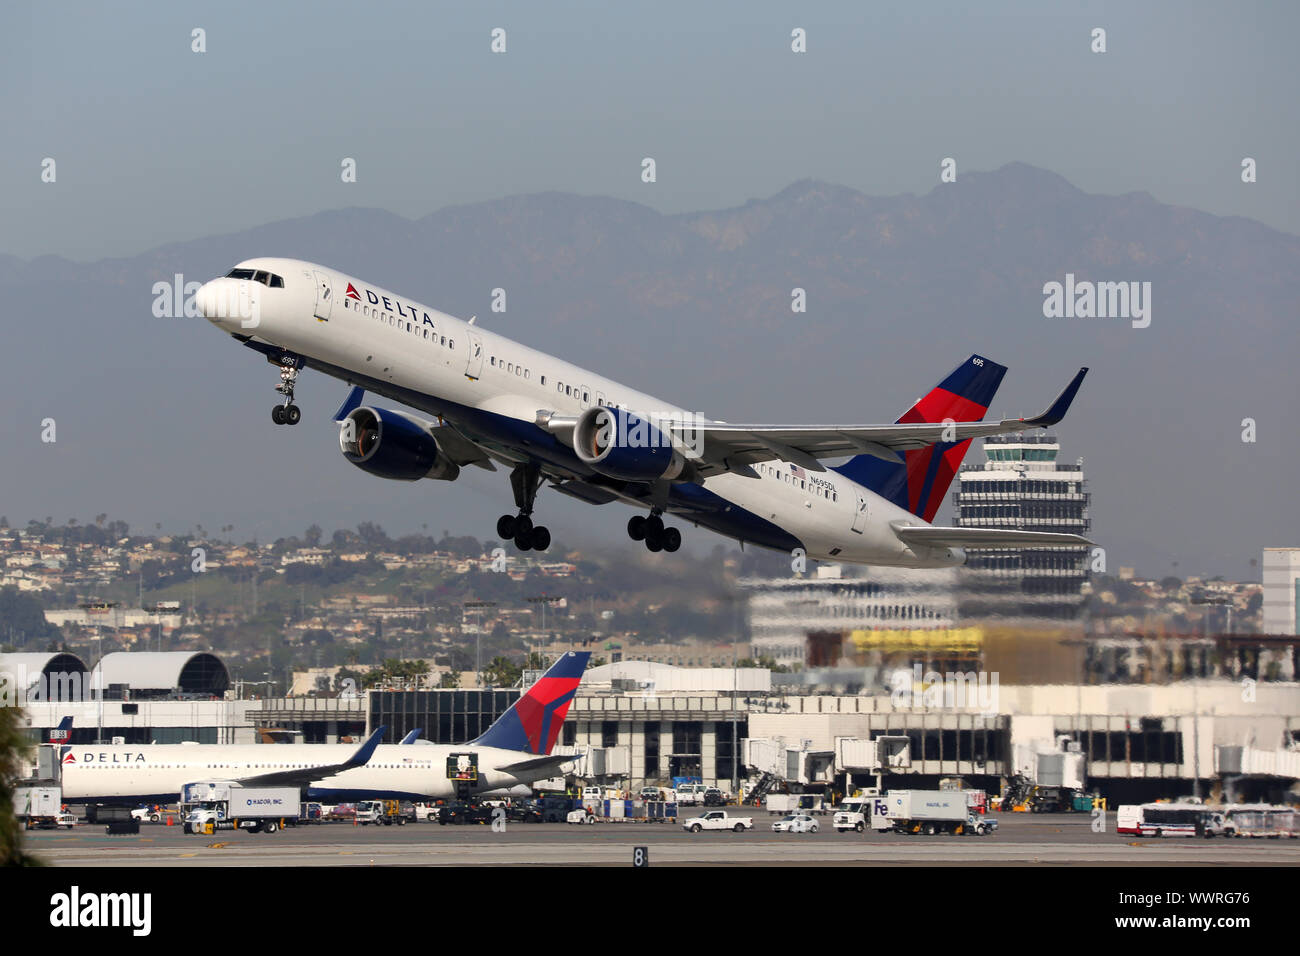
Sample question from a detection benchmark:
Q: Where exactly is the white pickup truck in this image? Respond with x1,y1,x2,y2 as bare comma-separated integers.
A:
682,810,754,833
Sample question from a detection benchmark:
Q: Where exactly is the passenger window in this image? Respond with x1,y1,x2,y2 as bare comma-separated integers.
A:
440,336,446,345
540,375,546,386
524,369,530,379
449,340,454,348
423,329,429,339
517,367,522,376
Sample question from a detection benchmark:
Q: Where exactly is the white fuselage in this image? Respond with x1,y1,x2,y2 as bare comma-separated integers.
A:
196,258,961,568
60,742,547,805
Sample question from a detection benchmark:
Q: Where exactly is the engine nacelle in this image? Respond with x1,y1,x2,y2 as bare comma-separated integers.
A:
573,406,686,482
339,407,460,482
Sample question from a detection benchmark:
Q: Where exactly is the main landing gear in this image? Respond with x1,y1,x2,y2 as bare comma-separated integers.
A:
271,354,303,426
627,510,681,553
497,463,551,552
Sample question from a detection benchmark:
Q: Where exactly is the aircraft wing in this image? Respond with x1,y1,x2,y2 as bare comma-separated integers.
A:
232,725,386,789
682,368,1088,475
894,526,1093,549
497,753,581,778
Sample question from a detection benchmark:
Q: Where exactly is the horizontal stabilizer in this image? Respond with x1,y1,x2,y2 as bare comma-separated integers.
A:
498,753,582,777
895,526,1093,549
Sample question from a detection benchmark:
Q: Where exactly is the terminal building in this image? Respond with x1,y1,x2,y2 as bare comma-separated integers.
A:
10,641,1300,805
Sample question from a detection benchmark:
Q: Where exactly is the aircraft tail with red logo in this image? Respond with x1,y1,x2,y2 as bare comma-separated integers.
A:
832,355,1007,523
470,651,590,755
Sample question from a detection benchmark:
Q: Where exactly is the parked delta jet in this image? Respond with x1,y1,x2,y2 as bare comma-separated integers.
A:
195,259,1092,565
60,652,589,806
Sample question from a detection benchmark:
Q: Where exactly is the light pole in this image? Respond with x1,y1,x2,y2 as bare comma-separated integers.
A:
463,601,497,687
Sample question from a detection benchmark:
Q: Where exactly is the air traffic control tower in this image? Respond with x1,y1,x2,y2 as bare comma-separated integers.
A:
951,434,1091,620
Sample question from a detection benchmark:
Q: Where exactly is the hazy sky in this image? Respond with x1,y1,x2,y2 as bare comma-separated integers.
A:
3,0,1297,261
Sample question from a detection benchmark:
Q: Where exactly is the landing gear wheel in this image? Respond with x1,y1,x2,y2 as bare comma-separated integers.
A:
530,526,551,552
514,529,533,551
284,404,301,425
645,532,663,553
272,405,286,425
496,514,517,540
645,514,664,538
514,514,533,537
662,527,681,552
627,515,647,541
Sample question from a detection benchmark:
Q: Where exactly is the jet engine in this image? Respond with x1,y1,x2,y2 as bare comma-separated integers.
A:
572,406,687,482
339,407,460,481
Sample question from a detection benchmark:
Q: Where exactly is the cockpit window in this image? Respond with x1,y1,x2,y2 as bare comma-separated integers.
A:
226,268,284,287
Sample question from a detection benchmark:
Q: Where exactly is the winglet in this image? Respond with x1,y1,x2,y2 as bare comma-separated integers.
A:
344,725,386,768
333,386,366,422
1021,367,1088,427
399,729,422,745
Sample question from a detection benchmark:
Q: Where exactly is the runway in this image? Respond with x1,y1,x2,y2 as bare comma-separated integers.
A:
25,814,1300,866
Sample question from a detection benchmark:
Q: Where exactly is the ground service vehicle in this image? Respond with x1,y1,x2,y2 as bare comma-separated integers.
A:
438,803,493,825
766,793,826,815
877,790,996,835
181,781,299,834
834,795,885,832
640,786,666,801
567,807,596,824
702,787,727,806
772,813,819,833
675,784,707,806
682,810,754,832
356,799,408,825
14,786,63,830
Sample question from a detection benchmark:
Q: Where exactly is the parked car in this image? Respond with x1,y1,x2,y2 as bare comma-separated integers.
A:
771,813,819,833
702,787,727,807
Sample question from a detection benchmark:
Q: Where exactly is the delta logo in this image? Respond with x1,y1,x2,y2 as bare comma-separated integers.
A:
346,284,442,329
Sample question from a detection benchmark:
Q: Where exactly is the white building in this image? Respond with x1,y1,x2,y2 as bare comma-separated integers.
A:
1263,548,1300,635
743,564,958,667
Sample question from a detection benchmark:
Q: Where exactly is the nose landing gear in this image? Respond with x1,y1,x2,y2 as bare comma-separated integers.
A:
628,511,681,553
271,353,303,425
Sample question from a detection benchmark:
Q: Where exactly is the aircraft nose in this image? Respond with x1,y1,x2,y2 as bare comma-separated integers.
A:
194,281,219,320
195,278,259,329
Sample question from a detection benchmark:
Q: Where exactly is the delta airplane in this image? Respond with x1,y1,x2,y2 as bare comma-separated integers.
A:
60,652,589,806
194,258,1092,565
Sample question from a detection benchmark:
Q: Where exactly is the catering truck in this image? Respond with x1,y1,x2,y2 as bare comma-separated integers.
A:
875,790,996,836
181,781,299,835
14,786,70,830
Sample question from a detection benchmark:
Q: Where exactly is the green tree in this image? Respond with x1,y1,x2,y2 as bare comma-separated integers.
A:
483,655,522,687
1,706,38,865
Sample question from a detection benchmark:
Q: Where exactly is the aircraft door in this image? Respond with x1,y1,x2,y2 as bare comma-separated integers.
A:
465,332,485,379
313,271,333,321
851,495,868,534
